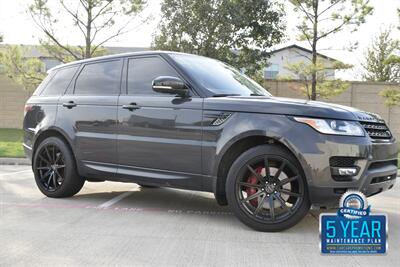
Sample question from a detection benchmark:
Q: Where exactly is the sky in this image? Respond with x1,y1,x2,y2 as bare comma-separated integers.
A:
0,0,399,80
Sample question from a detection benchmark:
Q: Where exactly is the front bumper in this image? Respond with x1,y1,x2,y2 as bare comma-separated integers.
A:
288,123,398,206
309,159,397,206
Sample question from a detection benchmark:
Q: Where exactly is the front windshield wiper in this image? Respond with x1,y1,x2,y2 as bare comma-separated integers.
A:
212,94,241,97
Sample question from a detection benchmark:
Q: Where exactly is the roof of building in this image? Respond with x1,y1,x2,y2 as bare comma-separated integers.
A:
269,44,338,62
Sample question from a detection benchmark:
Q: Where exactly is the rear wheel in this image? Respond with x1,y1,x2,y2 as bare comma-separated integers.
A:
226,144,310,232
33,137,84,198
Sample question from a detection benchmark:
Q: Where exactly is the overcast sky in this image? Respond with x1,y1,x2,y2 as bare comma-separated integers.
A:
0,0,399,80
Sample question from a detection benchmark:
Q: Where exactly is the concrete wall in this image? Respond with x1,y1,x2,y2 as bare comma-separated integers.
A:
0,75,30,129
266,80,400,140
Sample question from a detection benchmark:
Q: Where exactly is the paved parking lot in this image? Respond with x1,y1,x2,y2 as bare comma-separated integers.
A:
0,165,399,266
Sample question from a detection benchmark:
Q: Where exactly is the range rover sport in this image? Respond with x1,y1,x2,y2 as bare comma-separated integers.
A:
23,51,398,231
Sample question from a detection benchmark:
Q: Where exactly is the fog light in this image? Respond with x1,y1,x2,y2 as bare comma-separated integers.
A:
338,167,358,176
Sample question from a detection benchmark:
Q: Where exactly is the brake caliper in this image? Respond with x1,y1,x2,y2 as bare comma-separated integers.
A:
246,166,263,207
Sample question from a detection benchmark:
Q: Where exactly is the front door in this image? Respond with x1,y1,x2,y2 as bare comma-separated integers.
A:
117,56,203,188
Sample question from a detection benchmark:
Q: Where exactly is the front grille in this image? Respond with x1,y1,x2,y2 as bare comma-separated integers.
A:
329,157,358,167
330,157,360,182
359,121,392,140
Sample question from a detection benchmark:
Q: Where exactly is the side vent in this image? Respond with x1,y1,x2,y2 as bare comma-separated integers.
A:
210,113,233,126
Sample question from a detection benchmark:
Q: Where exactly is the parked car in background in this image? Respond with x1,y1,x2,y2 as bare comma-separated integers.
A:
23,52,398,231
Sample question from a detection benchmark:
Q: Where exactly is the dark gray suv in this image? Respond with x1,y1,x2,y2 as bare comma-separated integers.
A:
23,51,398,231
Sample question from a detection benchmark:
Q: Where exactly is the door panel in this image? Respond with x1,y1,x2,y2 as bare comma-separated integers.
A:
56,59,122,178
117,96,203,175
57,95,119,165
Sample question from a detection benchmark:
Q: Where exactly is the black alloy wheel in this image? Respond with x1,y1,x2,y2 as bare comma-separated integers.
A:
226,144,310,231
33,137,84,198
36,144,66,191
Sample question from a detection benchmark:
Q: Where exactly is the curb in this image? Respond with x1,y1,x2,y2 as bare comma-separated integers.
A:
0,158,31,166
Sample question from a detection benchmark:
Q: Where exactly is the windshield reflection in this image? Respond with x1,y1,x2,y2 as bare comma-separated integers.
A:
170,54,271,97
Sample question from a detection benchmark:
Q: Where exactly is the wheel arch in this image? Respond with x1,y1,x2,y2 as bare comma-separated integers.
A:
214,133,306,205
32,127,77,167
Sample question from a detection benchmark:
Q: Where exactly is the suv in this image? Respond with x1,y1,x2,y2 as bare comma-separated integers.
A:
23,51,398,231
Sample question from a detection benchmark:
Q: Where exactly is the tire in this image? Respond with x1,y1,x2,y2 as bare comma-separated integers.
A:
214,192,228,206
226,144,310,232
33,137,84,198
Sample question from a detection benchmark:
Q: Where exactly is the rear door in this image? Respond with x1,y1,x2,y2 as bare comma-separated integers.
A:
117,55,203,188
25,66,78,151
56,59,123,178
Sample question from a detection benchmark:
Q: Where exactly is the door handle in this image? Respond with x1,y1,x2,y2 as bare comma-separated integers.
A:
122,103,140,111
62,101,77,109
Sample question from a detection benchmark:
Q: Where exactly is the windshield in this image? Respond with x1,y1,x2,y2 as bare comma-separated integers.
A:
170,54,271,97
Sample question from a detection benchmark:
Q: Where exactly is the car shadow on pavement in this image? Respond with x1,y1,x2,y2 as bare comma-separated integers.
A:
72,185,229,212
67,184,322,232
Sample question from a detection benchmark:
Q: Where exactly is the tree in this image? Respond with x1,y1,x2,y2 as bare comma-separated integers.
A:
283,59,351,99
0,45,46,90
398,8,400,30
362,28,400,82
152,0,285,79
379,9,400,107
380,87,400,107
290,0,373,100
28,0,147,63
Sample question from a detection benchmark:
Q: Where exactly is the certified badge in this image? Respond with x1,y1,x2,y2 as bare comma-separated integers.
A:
320,191,388,254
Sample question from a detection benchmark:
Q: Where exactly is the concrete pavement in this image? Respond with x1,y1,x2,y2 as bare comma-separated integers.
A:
0,165,399,266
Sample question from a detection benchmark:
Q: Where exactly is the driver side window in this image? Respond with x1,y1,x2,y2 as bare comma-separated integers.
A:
127,56,181,95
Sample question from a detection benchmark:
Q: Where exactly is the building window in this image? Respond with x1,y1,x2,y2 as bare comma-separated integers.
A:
264,64,279,79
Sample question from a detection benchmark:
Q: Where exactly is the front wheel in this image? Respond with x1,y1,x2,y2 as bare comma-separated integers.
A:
226,144,310,232
33,137,84,198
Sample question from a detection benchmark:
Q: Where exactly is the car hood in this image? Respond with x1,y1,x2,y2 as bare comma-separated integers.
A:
204,96,384,122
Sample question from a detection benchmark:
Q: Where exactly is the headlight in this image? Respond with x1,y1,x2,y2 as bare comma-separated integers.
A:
293,117,365,136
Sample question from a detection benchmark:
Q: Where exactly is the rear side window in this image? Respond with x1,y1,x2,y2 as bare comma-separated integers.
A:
39,66,79,96
127,57,180,95
74,60,122,95
33,71,55,96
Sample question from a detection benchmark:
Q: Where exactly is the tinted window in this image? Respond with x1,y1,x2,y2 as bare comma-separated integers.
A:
127,57,180,95
75,60,122,95
33,71,55,96
41,66,79,96
170,54,270,96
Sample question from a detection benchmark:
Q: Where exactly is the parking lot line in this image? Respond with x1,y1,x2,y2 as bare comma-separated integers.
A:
0,169,32,178
97,191,134,208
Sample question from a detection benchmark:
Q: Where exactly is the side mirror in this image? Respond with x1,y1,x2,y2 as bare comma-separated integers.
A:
152,76,189,97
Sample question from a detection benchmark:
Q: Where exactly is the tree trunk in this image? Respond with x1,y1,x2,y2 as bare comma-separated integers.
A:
311,0,319,101
85,1,93,58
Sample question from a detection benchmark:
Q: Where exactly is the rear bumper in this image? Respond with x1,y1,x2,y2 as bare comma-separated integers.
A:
23,143,33,162
23,127,35,163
